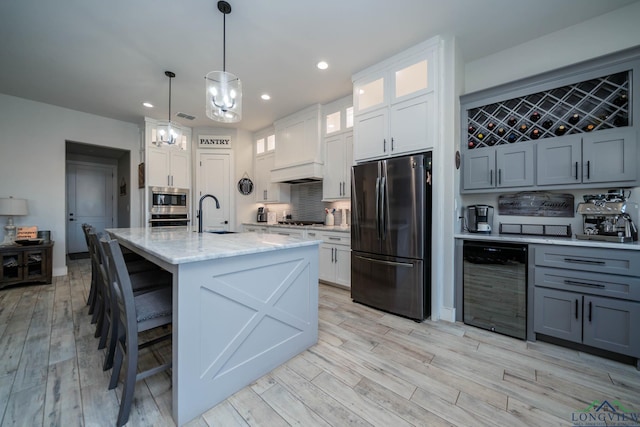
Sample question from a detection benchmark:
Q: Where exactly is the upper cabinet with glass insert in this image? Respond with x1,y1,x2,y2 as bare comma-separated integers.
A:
352,36,441,161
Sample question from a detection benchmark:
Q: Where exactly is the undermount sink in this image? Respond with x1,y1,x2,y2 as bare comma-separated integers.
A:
207,231,236,234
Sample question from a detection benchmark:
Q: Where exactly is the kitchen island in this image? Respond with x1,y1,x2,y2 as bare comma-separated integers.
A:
106,227,320,426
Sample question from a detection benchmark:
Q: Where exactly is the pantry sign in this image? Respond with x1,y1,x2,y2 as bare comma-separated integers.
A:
199,135,232,149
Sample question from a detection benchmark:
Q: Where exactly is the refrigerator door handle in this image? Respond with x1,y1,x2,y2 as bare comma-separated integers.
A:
375,176,381,240
380,176,387,240
355,255,414,268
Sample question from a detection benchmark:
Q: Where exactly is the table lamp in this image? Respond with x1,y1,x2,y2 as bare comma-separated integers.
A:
0,197,29,245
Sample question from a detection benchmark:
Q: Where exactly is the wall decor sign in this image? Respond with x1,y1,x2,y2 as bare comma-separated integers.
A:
498,192,574,217
199,135,232,149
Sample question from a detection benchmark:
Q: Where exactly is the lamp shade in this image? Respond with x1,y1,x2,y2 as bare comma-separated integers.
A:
0,197,28,216
205,70,242,123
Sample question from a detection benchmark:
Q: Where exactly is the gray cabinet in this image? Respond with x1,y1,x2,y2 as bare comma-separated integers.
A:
537,128,637,187
463,144,535,190
532,244,640,364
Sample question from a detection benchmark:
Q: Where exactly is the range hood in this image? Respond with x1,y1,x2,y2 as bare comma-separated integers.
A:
270,161,323,184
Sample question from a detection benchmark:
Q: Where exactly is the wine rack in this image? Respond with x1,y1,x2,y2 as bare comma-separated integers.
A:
467,71,630,149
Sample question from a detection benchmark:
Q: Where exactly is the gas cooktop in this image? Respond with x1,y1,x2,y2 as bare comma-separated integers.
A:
277,221,325,226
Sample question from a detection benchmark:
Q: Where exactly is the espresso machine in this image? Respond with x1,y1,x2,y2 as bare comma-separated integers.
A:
466,205,494,233
256,207,267,222
576,190,638,242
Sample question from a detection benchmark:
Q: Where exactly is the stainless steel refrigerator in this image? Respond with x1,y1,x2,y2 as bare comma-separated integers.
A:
351,152,432,321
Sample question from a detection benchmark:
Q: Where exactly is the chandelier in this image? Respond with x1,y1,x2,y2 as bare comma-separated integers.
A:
205,1,242,123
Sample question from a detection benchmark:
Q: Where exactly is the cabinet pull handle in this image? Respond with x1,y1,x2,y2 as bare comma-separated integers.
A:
564,279,605,289
575,162,579,180
383,138,387,152
575,299,578,320
490,170,493,186
329,237,340,241
587,160,591,179
498,169,502,186
588,301,592,322
167,175,171,186
391,137,395,151
277,232,290,236
331,247,334,263
334,248,338,263
563,258,605,265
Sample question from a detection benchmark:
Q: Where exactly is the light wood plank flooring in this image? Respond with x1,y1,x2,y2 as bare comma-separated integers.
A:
1,258,639,426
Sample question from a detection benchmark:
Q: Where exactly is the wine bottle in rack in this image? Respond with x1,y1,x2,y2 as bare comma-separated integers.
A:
568,114,580,125
530,112,541,122
554,125,567,136
486,137,497,146
582,123,595,132
541,119,553,129
468,139,476,148
477,132,485,140
507,133,517,143
614,92,628,106
487,122,495,131
519,123,528,133
507,117,517,126
613,115,628,127
530,128,541,139
468,125,476,134
497,127,506,136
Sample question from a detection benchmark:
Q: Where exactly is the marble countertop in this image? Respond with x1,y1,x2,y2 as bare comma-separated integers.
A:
106,226,321,265
454,232,640,250
243,222,351,233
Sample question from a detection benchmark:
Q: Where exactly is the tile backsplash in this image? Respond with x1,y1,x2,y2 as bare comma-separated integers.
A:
264,182,351,225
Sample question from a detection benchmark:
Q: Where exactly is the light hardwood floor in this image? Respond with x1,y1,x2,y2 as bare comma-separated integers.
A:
1,257,639,426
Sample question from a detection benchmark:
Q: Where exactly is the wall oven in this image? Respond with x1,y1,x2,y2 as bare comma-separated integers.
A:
149,187,190,227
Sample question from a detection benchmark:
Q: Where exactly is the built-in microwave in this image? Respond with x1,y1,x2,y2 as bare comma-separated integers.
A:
150,187,189,215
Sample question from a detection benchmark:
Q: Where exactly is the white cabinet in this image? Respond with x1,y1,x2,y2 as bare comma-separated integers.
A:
272,104,323,182
323,132,353,200
243,225,269,233
317,231,351,288
255,152,290,203
147,148,190,188
353,37,440,162
144,117,192,189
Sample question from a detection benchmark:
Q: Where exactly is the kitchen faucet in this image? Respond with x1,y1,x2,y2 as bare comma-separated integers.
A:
198,194,220,233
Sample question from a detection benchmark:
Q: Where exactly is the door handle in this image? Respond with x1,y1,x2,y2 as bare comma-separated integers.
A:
355,255,414,267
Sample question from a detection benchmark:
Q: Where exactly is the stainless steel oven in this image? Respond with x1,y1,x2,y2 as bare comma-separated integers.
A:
149,187,190,227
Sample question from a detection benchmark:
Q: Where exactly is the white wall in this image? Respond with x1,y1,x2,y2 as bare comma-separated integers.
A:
0,94,142,276
465,2,640,93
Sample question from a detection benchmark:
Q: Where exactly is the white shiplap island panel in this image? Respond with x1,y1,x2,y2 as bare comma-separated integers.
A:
106,227,320,426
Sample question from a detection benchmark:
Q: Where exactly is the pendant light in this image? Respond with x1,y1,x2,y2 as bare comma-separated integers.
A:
156,71,182,146
205,0,242,123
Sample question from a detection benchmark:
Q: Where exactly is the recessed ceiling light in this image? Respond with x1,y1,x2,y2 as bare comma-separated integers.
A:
261,94,271,100
317,61,328,70
143,102,154,108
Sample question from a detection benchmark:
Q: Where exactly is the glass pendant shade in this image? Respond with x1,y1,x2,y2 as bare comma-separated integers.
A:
205,70,242,123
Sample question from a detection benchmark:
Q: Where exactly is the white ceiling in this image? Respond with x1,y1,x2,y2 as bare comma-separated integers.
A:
1,0,637,133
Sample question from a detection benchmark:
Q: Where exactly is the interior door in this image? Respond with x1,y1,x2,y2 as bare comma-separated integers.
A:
198,153,231,232
66,162,115,253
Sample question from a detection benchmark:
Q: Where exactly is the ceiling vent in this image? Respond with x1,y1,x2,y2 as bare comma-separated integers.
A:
176,112,196,121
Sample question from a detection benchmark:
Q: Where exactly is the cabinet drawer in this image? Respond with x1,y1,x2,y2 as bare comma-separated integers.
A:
271,228,305,238
534,266,640,301
532,245,640,276
319,232,350,245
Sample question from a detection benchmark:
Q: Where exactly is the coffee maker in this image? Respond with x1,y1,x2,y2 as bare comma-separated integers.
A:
256,207,267,223
466,205,494,233
576,190,638,242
